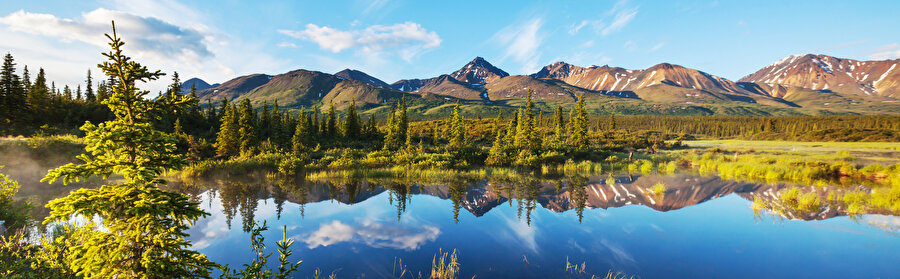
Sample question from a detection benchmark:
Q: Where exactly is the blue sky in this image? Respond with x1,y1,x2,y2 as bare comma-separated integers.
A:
2,0,899,93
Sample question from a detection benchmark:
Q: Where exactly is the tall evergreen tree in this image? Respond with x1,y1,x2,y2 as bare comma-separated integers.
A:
513,89,540,151
448,104,465,147
570,93,589,147
0,53,24,124
21,65,30,93
292,108,309,155
238,99,257,155
397,95,408,143
41,22,215,277
326,101,337,138
383,105,400,150
552,105,564,145
85,69,95,102
27,68,50,124
215,104,240,157
485,124,509,165
343,100,361,139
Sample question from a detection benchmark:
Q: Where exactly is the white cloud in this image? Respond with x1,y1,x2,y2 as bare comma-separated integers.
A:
305,220,356,248
279,22,441,61
867,43,900,60
0,9,212,61
304,220,440,250
0,4,291,95
277,42,299,48
602,7,638,36
493,18,544,74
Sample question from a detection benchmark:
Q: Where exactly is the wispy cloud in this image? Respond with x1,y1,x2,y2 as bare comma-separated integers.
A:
568,0,639,36
650,41,666,52
493,17,544,73
279,22,441,61
277,42,298,48
867,43,900,60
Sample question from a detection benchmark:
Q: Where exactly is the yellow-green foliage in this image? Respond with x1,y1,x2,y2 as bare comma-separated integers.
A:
680,151,900,187
650,182,666,198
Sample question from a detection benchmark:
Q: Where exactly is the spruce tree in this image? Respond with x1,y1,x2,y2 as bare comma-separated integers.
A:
85,69,95,102
513,89,540,151
326,102,337,138
215,104,240,157
312,106,320,137
397,95,408,143
343,100,360,139
504,110,518,148
0,53,24,124
570,93,589,148
41,22,214,277
292,108,308,155
448,104,465,147
383,105,400,150
27,68,50,124
485,124,508,165
553,105,564,145
259,101,270,140
238,99,257,155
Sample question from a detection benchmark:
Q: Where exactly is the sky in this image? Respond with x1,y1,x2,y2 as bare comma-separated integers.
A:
1,0,900,94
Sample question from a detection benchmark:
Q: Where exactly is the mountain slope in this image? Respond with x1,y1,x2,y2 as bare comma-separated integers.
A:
739,54,900,98
415,75,485,100
334,69,390,88
322,79,414,108
237,69,343,107
197,74,271,102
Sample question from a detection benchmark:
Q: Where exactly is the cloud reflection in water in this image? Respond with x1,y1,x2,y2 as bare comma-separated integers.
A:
304,219,440,250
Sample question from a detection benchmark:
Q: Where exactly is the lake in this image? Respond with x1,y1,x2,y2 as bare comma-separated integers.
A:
130,172,900,278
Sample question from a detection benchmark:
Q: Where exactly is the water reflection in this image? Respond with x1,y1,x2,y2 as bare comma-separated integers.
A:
167,172,895,233
11,171,900,278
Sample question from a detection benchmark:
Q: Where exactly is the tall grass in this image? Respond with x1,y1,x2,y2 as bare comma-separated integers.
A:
430,249,459,279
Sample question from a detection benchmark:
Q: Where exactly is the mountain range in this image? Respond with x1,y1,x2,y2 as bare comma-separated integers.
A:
186,54,900,115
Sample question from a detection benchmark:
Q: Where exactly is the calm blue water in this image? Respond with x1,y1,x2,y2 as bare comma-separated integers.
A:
178,174,900,278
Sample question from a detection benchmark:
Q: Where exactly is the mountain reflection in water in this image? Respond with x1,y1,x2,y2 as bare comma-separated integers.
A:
160,172,900,278
167,173,871,231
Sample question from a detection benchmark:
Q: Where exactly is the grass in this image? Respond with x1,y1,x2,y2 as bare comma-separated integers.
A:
430,249,459,279
667,146,900,187
565,257,633,279
683,139,900,164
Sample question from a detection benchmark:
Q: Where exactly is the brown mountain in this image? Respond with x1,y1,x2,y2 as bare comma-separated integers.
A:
739,54,900,99
196,74,271,101
532,62,749,94
334,69,390,88
236,69,342,106
449,57,509,84
198,69,414,108
414,74,485,100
